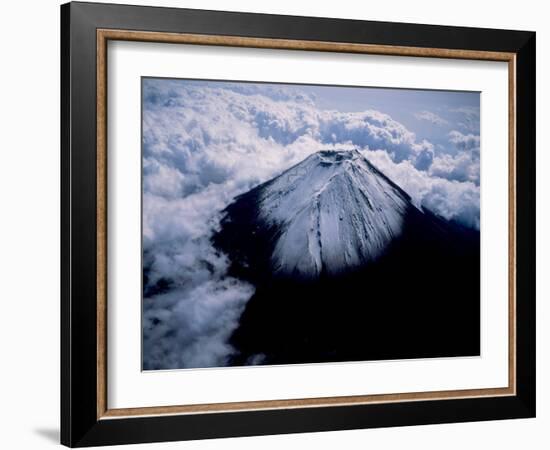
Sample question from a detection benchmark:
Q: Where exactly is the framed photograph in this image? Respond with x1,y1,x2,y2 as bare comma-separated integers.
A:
61,2,536,447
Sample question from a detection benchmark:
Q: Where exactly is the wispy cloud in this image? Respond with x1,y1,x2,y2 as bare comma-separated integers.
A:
414,110,449,126
451,106,480,117
451,106,480,133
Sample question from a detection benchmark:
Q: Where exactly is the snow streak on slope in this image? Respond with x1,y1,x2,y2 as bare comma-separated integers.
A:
254,149,413,278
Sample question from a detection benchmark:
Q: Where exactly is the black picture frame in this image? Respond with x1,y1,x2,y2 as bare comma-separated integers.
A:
61,1,536,447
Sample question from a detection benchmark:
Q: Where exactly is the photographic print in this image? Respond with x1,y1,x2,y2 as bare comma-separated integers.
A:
62,7,535,444
142,78,481,370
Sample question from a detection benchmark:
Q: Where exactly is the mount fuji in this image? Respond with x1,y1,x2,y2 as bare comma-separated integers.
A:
213,149,480,365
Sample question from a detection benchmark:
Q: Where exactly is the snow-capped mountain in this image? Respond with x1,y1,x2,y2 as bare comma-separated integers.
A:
256,149,413,277
215,149,423,279
213,149,481,366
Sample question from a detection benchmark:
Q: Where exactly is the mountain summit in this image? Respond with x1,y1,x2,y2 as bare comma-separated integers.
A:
254,149,413,278
215,149,421,280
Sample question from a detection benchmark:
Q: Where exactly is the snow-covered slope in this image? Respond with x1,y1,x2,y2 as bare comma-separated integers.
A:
259,149,412,277
217,149,417,279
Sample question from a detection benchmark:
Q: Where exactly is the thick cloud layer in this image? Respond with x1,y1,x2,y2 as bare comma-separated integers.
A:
142,79,480,369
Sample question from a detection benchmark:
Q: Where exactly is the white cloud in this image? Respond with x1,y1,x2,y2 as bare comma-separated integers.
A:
448,130,480,151
429,151,480,184
425,130,481,185
143,275,255,369
364,149,480,229
318,109,425,163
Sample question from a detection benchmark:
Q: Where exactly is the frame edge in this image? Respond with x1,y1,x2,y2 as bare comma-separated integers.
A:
61,2,536,446
60,2,72,446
